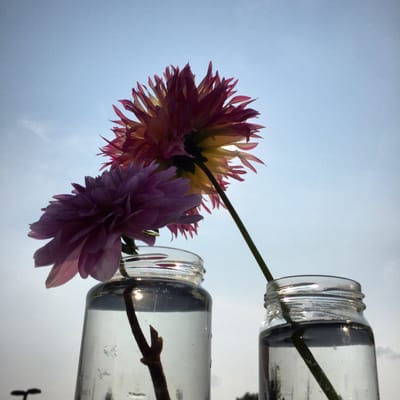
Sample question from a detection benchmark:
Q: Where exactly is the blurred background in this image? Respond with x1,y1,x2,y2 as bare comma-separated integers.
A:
1,0,399,399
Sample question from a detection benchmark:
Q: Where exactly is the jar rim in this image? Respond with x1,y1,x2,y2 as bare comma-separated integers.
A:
269,274,361,288
115,245,205,284
263,274,367,319
130,245,204,263
265,274,365,305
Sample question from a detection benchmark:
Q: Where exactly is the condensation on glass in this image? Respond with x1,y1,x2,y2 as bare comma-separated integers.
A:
75,246,212,400
259,275,380,400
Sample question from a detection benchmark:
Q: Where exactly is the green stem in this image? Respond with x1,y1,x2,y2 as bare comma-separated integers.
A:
292,328,342,400
197,161,341,400
197,162,273,282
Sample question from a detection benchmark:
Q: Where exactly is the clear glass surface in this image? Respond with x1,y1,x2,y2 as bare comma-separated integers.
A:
75,247,212,400
259,275,380,400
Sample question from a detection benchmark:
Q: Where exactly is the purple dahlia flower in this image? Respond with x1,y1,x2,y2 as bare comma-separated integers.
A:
29,163,202,287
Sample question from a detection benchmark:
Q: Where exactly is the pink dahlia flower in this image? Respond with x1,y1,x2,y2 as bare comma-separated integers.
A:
29,163,202,288
101,63,263,209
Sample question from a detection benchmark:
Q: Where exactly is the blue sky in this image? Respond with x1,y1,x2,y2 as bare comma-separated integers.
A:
1,0,399,399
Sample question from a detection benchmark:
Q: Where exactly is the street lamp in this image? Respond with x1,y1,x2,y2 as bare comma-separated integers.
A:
11,388,41,399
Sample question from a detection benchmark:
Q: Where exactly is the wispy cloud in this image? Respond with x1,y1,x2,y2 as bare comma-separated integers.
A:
20,117,51,141
377,346,400,360
17,116,102,153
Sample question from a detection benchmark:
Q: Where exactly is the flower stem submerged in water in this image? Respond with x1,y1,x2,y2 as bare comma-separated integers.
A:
259,322,379,400
75,278,212,400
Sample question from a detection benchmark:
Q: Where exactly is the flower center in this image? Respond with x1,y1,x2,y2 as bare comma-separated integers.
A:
172,133,208,174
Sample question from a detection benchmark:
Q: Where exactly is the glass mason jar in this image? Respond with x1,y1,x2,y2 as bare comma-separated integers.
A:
75,246,212,400
259,275,379,400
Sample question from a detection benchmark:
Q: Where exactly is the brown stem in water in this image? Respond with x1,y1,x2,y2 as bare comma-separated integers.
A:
123,287,171,400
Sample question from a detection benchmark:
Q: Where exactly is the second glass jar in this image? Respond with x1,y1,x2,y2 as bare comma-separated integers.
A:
259,275,380,400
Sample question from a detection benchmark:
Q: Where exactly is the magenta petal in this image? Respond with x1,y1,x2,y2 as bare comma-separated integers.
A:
176,214,203,224
89,238,122,281
33,239,58,267
78,251,102,278
45,245,82,288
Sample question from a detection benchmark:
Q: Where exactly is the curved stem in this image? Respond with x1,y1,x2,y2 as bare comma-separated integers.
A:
197,161,341,400
196,162,273,281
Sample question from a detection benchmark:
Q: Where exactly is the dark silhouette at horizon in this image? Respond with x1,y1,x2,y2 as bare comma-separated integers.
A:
11,388,41,399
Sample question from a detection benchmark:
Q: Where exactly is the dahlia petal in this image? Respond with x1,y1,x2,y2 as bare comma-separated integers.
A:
175,213,203,224
167,221,199,239
33,239,59,267
45,244,82,288
28,229,52,240
78,229,110,275
229,95,252,104
78,252,102,278
46,262,79,288
88,237,122,281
